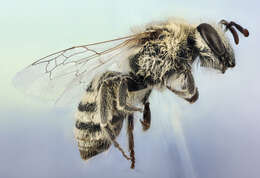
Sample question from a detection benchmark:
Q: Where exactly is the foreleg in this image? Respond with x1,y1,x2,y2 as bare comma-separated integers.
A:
166,71,199,104
167,86,199,104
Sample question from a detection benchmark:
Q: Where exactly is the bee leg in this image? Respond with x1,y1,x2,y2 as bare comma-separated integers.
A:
184,88,199,104
127,114,135,169
103,125,131,161
100,81,131,161
140,90,152,131
118,78,143,113
140,102,151,131
99,82,112,126
167,87,199,104
166,71,199,104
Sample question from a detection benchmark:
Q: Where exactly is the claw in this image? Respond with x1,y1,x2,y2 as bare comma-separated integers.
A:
185,88,199,104
140,102,151,131
140,119,150,131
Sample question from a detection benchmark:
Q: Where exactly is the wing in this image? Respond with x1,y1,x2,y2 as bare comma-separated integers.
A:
13,32,152,105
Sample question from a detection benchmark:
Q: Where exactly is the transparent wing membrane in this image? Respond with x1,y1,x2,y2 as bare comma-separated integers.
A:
13,33,150,105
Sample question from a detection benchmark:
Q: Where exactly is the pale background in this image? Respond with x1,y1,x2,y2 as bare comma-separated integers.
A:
1,0,259,178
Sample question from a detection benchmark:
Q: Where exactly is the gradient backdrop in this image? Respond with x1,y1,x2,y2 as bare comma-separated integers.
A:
1,0,259,178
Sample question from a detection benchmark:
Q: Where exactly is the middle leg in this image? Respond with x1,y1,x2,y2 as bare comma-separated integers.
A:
118,78,143,113
140,89,152,131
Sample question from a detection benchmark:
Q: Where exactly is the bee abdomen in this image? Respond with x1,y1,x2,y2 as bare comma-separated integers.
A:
79,149,99,160
75,114,124,160
75,120,112,160
78,139,111,160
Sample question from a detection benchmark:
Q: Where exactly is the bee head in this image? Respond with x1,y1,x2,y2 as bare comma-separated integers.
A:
195,20,249,73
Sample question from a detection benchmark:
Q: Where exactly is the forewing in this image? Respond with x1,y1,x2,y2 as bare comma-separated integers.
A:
13,33,147,105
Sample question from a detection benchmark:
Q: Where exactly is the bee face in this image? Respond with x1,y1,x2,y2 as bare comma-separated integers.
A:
195,23,235,73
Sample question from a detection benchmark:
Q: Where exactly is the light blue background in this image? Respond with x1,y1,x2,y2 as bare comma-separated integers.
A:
1,0,259,178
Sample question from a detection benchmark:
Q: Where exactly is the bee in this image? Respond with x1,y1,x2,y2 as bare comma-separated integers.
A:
13,18,249,169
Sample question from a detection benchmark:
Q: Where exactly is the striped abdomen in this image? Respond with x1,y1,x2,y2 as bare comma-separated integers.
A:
74,72,125,160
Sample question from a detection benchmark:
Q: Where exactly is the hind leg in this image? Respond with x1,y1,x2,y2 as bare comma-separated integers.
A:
99,77,131,161
103,124,130,161
99,81,113,127
100,81,130,160
127,114,135,169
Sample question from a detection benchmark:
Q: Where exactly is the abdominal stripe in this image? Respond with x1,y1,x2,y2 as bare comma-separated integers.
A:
78,102,97,112
75,121,101,132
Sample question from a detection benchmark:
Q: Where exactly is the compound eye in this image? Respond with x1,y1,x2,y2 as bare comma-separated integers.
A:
197,23,225,56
